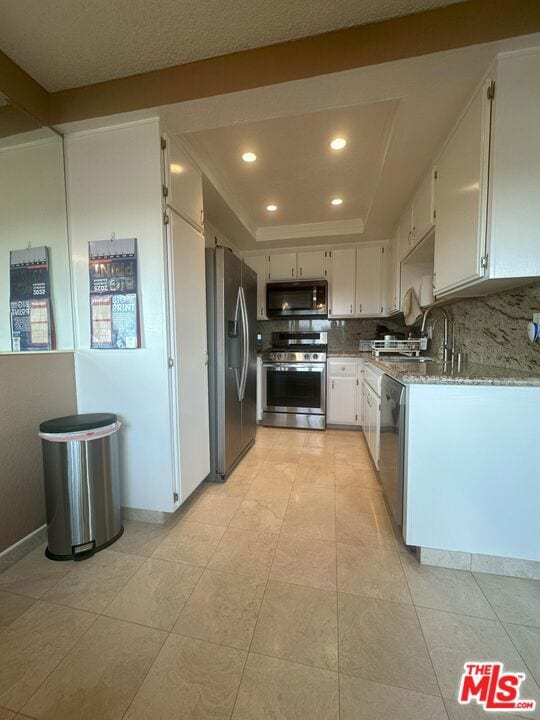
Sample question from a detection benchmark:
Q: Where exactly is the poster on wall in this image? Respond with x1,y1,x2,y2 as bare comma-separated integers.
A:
88,237,140,349
9,246,53,351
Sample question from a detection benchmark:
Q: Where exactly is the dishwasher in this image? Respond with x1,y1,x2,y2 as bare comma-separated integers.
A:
379,375,406,528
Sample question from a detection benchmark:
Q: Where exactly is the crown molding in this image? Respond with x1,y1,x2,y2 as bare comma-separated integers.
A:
256,218,364,242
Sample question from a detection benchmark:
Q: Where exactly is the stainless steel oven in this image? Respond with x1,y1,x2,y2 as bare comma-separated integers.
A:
266,281,327,318
262,332,327,430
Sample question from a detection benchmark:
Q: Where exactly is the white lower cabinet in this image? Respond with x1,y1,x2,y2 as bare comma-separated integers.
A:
361,362,382,469
327,359,362,426
362,381,381,468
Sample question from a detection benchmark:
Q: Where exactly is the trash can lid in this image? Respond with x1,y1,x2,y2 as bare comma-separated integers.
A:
39,413,118,434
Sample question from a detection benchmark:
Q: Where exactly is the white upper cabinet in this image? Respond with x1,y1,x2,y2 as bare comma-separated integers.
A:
434,48,540,297
487,49,540,280
384,232,401,315
329,247,356,317
162,134,204,230
268,252,297,280
243,254,267,320
398,206,413,260
356,245,383,316
433,80,491,296
412,169,436,247
297,250,327,279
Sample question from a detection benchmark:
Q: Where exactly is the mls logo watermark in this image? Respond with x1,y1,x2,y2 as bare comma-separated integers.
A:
458,662,536,712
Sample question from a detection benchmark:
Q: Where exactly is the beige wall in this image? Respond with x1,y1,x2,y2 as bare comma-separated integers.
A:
0,352,77,552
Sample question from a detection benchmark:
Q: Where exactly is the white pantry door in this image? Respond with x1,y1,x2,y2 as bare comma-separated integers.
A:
168,210,210,502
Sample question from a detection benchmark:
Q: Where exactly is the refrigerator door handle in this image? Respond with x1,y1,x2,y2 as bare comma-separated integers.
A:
239,286,249,402
233,288,243,401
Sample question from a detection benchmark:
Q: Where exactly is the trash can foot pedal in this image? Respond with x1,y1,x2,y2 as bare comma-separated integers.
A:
45,526,124,562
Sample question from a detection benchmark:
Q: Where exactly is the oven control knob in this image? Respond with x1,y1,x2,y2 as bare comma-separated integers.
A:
276,353,282,360
313,353,319,360
304,353,310,360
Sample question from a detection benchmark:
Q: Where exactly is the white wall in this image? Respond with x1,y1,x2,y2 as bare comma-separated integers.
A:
0,136,73,351
65,119,175,513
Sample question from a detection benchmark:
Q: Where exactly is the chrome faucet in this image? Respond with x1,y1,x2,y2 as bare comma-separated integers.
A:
420,306,451,363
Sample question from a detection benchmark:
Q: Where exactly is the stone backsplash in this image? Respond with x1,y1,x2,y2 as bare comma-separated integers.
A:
427,281,540,372
257,281,540,372
257,316,409,354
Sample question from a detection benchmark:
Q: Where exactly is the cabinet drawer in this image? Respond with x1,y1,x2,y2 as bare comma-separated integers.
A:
364,364,383,396
328,359,358,378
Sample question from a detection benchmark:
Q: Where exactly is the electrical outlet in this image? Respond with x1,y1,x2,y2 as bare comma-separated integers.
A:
533,312,540,324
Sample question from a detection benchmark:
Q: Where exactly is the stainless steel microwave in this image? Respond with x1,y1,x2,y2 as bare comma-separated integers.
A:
266,280,328,318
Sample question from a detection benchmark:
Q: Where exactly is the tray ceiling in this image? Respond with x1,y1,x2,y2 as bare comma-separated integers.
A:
183,100,398,242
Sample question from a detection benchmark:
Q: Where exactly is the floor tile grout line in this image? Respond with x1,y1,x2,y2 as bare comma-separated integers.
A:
229,475,284,720
396,550,449,714
470,571,540,693
337,669,450,701
395,552,519,623
16,605,102,718
118,626,170,720
333,452,341,720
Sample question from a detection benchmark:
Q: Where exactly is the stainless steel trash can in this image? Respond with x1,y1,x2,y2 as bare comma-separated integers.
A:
39,413,123,561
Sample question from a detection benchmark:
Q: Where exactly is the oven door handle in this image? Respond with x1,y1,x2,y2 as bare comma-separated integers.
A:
263,363,326,372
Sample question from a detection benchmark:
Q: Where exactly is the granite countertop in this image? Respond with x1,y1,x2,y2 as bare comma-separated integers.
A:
368,357,540,387
327,352,540,386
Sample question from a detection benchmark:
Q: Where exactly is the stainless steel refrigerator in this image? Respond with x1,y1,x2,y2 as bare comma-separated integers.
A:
206,246,257,482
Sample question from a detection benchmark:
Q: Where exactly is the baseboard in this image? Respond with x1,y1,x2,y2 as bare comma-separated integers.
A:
121,506,180,525
0,524,47,573
326,424,363,431
417,546,540,580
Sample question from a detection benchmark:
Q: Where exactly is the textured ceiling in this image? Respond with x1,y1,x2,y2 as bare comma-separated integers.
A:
184,100,398,231
0,0,462,91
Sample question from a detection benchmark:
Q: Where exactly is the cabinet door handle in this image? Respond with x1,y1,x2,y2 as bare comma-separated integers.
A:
299,267,303,276
331,380,335,390
358,303,362,313
200,208,204,225
291,267,294,277
350,304,353,313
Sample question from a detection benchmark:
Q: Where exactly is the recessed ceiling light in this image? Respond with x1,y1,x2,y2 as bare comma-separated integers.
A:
330,137,347,150
266,204,278,212
242,152,257,163
331,197,344,206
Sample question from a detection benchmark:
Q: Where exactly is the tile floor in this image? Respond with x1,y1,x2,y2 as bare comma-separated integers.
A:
0,426,539,719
